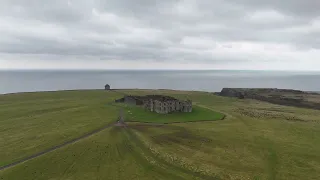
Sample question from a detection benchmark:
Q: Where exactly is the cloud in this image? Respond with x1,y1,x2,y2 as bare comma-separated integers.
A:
0,0,319,70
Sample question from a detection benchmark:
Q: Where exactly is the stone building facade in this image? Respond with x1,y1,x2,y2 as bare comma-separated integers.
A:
105,84,110,90
115,95,192,114
143,95,192,114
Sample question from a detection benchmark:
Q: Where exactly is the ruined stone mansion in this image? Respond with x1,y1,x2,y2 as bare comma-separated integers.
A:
115,95,192,114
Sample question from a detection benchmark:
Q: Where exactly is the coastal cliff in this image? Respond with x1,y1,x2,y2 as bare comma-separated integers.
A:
219,88,320,110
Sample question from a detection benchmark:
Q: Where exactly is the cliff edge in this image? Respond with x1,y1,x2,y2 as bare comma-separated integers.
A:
219,88,320,110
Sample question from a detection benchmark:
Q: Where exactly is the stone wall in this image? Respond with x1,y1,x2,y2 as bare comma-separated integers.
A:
116,95,193,114
124,96,137,105
123,96,144,105
143,97,192,114
181,100,192,112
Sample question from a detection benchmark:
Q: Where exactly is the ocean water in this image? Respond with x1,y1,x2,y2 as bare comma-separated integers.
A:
1,70,320,94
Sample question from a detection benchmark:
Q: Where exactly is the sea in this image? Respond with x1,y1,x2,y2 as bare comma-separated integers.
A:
1,70,320,94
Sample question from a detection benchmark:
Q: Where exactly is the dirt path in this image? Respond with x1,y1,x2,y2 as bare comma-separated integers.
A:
0,122,116,171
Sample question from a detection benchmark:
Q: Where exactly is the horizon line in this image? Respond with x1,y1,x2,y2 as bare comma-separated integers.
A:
0,69,320,72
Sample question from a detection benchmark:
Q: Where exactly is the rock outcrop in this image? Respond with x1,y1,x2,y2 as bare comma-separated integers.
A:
219,88,320,110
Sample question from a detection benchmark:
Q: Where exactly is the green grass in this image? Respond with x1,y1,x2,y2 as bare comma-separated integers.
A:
0,90,122,167
0,127,217,180
118,103,224,123
1,89,320,180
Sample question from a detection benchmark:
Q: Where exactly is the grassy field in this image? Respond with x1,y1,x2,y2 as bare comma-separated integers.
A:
1,89,320,180
0,90,123,167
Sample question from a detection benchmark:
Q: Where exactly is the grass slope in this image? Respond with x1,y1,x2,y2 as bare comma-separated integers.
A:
1,126,218,180
0,90,122,167
1,89,320,180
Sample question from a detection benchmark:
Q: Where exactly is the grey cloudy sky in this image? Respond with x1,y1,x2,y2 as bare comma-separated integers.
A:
0,0,319,70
